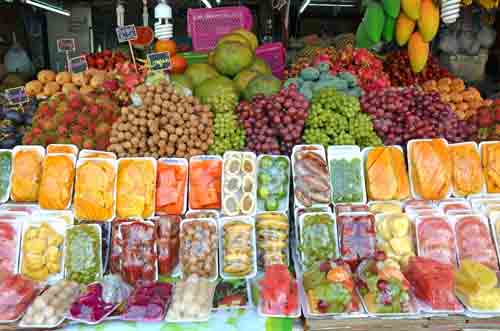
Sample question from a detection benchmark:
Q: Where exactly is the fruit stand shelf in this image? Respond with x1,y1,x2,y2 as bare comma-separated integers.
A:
305,316,500,331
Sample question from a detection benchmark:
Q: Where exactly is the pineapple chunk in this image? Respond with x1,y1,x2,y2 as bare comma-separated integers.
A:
26,238,47,254
24,253,46,270
47,262,60,274
24,228,39,240
27,267,50,281
47,246,60,263
389,236,413,256
468,288,500,310
376,219,392,241
388,214,410,237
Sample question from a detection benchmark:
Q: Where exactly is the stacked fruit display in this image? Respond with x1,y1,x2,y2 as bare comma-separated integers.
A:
360,87,475,145
384,50,451,86
283,64,363,100
23,91,120,149
422,78,491,119
85,50,128,71
327,48,391,91
237,85,309,155
107,81,213,158
303,87,381,148
172,29,272,155
467,101,500,141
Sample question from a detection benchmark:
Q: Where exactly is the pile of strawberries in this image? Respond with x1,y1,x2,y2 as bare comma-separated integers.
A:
23,91,120,149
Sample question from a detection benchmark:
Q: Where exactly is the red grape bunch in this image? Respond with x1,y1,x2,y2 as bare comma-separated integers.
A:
237,85,309,155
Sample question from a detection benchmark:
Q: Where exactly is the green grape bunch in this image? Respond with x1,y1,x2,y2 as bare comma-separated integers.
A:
209,112,245,154
304,87,382,148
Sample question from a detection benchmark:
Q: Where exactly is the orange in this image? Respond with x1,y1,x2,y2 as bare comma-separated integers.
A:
170,55,187,74
155,39,176,56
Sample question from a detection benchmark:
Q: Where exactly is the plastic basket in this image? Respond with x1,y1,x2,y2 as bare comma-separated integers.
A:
256,42,286,72
440,49,488,82
187,6,253,52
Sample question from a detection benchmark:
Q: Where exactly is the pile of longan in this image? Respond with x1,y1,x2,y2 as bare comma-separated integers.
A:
108,81,214,158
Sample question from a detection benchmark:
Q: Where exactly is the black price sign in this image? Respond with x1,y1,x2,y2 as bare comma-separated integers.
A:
147,52,172,71
5,86,28,105
69,55,88,74
57,38,76,52
116,25,137,43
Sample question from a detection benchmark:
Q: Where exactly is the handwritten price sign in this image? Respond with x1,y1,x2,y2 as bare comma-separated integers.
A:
147,52,172,71
5,86,28,105
57,38,76,52
116,25,137,43
69,55,88,74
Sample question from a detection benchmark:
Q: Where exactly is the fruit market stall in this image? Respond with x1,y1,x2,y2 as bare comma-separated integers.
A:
1,1,500,331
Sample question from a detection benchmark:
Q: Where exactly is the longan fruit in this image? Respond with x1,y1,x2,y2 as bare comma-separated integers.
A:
166,146,175,156
124,132,132,140
123,141,132,149
200,133,208,141
175,127,183,136
182,113,190,120
178,143,187,151
201,142,208,151
166,125,175,133
148,137,155,146
169,104,176,112
197,124,205,131
170,134,178,142
159,131,168,139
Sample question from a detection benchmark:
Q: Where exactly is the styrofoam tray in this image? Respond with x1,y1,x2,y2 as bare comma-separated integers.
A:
256,154,290,213
79,149,116,159
0,212,26,274
19,217,66,284
74,158,117,222
362,145,410,201
156,158,188,216
328,147,366,204
415,215,458,266
291,145,330,209
179,217,218,281
407,139,452,200
63,224,103,284
219,216,257,280
38,153,76,211
116,157,157,219
188,155,223,211
221,151,257,217
448,142,485,198
298,211,338,271
479,141,500,194
0,149,12,204
47,144,78,156
11,145,45,203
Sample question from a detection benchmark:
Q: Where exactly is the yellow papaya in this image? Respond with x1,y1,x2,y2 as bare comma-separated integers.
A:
408,31,429,73
395,13,416,46
418,0,440,42
401,0,421,20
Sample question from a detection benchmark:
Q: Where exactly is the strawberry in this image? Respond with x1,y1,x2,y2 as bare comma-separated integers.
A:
70,135,83,146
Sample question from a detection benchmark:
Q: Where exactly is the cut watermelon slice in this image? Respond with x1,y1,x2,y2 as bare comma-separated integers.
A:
130,26,154,49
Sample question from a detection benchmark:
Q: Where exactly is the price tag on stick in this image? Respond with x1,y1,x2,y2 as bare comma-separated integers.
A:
116,25,138,71
147,52,172,71
69,55,88,74
57,38,76,52
57,38,76,72
5,86,28,105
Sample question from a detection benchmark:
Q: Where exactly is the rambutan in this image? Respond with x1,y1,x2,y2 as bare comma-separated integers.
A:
89,105,99,116
63,112,77,125
71,125,83,133
82,138,95,149
77,114,90,127
58,126,68,135
32,127,42,136
95,137,109,150
70,135,83,146
69,97,82,110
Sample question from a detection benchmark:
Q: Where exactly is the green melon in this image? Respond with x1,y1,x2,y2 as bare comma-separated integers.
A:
184,63,219,87
171,74,194,92
243,75,282,101
194,76,238,105
233,70,260,93
247,58,272,75
213,41,254,77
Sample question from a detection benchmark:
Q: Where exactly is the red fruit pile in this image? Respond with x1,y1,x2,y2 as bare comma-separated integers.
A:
327,47,391,91
361,87,475,146
85,50,127,71
23,91,120,150
122,281,173,321
69,283,115,323
237,85,309,155
468,101,500,141
384,50,452,87
0,273,38,321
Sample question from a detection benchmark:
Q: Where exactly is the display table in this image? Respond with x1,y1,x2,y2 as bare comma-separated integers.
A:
59,310,293,331
305,316,500,331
